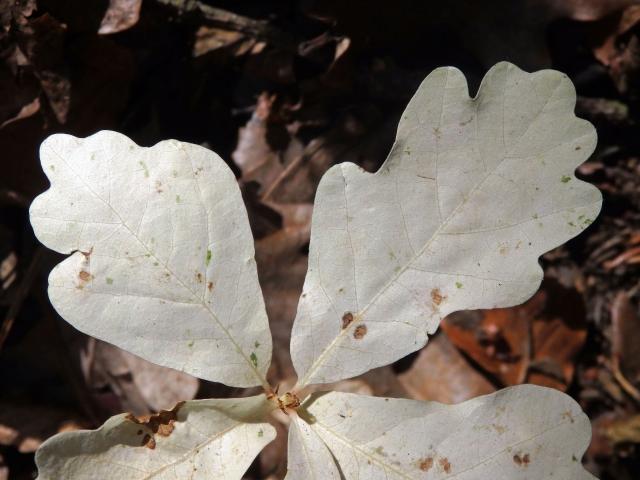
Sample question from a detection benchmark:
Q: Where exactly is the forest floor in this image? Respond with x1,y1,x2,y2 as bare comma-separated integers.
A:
1,1,640,478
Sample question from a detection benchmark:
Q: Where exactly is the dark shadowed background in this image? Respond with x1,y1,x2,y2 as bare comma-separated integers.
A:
1,0,640,478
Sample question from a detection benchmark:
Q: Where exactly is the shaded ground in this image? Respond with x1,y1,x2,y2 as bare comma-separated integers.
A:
1,1,640,478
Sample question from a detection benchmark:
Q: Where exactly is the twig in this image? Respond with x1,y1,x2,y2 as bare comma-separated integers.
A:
0,247,44,351
612,357,640,404
156,0,294,50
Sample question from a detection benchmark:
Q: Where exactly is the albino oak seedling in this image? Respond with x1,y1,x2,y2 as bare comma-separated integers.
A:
30,62,601,479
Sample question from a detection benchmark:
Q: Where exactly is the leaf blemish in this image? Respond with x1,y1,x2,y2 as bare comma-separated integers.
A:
206,249,212,266
138,160,149,178
342,312,354,329
513,453,530,466
125,401,185,449
561,175,571,183
250,352,258,367
562,410,575,423
418,457,433,471
353,324,367,339
78,270,91,282
207,281,214,291
431,288,446,306
439,457,452,473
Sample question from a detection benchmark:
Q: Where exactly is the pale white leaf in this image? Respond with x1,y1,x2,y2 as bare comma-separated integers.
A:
301,385,595,479
291,61,602,387
35,395,276,480
285,416,340,480
29,131,271,388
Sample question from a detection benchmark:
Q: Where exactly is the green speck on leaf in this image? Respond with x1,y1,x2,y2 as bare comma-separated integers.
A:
568,221,576,227
250,352,258,367
49,165,55,171
206,249,212,266
583,218,593,225
532,213,539,219
561,175,571,183
258,429,264,437
188,340,194,348
176,195,181,203
106,277,113,285
254,341,260,348
153,261,159,266
455,282,463,289
138,160,149,178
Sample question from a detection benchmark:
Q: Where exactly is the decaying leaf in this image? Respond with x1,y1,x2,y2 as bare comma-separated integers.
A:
29,131,272,388
291,61,601,387
298,385,595,479
398,333,496,403
85,340,199,414
98,0,142,35
35,396,276,479
442,281,588,391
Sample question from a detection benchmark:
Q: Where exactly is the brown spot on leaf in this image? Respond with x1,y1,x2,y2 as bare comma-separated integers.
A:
439,457,451,473
492,423,506,434
513,453,530,466
418,457,433,471
431,288,445,306
196,272,203,283
353,324,367,339
207,281,214,291
126,401,185,449
562,410,575,423
155,180,163,193
78,270,91,282
142,434,156,449
342,312,354,329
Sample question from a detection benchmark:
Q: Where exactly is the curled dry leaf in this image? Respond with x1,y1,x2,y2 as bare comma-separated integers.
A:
442,280,588,391
86,340,199,414
611,291,640,396
398,333,496,403
98,0,143,35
